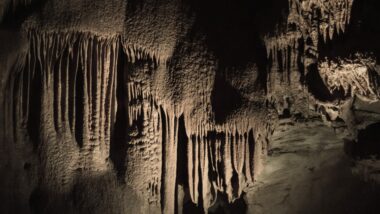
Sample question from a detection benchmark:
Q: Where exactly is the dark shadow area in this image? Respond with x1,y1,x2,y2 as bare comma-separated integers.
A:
160,106,167,212
1,0,46,28
183,201,204,214
185,0,287,66
208,193,247,214
177,115,189,214
348,122,380,159
74,63,84,148
29,188,49,214
184,0,287,88
27,60,42,149
211,75,243,124
305,64,347,102
110,45,128,179
177,115,188,187
68,39,80,136
318,0,380,60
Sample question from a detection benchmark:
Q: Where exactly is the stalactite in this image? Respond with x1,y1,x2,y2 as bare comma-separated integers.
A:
11,31,120,190
2,28,278,213
244,131,254,185
263,0,355,117
224,133,234,202
187,135,197,204
319,54,379,101
158,109,178,214
265,0,354,81
122,43,161,66
184,122,272,210
6,18,276,214
265,32,302,77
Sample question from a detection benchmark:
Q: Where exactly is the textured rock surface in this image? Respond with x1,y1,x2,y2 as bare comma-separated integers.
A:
1,0,380,213
247,118,380,214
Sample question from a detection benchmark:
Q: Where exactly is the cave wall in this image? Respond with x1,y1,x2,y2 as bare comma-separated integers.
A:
1,0,380,213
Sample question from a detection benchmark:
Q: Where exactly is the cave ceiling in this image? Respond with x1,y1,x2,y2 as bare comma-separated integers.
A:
1,0,380,213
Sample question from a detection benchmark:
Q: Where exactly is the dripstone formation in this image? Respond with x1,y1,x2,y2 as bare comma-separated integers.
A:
1,0,380,213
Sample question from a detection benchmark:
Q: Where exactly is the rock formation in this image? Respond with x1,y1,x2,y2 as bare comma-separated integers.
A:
1,0,380,213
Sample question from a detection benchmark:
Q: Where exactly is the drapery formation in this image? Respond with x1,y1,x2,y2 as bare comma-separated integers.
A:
4,0,377,213
3,29,275,213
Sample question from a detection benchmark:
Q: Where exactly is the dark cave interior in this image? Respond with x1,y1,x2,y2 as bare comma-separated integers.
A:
1,0,380,213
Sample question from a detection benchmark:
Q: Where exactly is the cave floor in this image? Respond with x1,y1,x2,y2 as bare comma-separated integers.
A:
246,118,380,214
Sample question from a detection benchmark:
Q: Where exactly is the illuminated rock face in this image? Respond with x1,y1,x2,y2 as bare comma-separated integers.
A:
1,0,380,213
